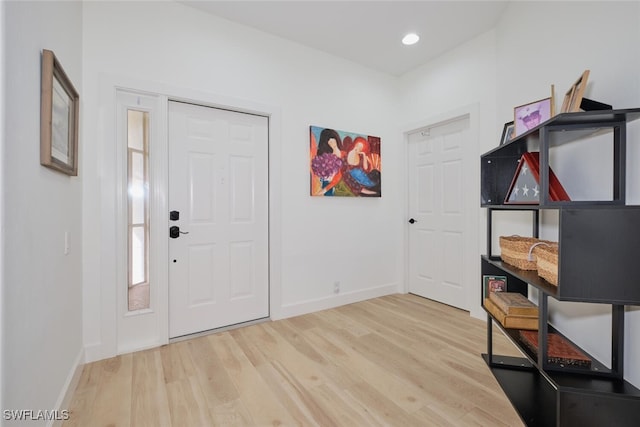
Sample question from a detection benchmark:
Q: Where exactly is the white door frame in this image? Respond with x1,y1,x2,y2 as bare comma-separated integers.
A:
402,104,482,318
87,75,282,361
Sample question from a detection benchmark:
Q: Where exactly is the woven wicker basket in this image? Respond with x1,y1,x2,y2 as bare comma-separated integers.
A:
499,236,554,271
535,244,559,286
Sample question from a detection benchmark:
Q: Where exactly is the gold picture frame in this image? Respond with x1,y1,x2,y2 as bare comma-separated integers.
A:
561,70,590,113
40,49,79,176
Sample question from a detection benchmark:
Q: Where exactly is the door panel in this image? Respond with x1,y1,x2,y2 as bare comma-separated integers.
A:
230,156,254,220
189,154,217,221
229,241,254,298
169,101,268,338
187,244,216,305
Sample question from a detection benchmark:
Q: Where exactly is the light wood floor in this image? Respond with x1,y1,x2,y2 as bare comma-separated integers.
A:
65,294,524,426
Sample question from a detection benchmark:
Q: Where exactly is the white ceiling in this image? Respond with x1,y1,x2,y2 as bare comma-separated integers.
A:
180,1,510,76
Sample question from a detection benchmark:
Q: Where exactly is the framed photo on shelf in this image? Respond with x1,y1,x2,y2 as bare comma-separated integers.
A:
514,97,553,137
483,275,507,298
499,121,515,145
560,70,590,113
40,49,79,176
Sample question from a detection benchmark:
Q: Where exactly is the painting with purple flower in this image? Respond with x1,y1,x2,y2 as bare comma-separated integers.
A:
310,126,381,197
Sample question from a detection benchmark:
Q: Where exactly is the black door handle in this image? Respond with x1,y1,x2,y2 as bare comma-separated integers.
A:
169,226,189,238
408,218,417,224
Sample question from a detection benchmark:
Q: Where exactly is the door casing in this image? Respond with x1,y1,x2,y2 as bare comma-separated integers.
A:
402,105,482,318
407,115,471,309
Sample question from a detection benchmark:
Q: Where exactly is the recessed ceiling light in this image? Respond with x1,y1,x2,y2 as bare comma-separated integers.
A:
402,33,420,46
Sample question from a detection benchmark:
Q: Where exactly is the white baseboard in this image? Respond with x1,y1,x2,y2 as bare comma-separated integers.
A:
275,282,400,320
50,348,85,427
116,339,165,357
83,342,109,364
470,304,485,321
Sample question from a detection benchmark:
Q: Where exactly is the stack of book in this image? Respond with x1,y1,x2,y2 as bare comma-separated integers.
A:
483,292,538,330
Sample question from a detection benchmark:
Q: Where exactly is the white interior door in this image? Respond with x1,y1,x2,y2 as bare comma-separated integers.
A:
408,115,473,310
168,101,269,338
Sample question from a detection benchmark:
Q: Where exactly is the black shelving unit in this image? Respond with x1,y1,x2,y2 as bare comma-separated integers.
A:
481,109,640,426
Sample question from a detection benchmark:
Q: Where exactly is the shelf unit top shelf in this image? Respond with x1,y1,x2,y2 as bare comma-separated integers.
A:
482,108,640,157
481,108,640,208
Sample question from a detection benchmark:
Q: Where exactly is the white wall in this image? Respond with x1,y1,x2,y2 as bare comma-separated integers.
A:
494,1,640,387
2,0,84,423
399,30,497,131
81,1,403,359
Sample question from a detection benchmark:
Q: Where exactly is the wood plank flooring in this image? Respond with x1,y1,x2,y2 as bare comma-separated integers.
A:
65,294,524,426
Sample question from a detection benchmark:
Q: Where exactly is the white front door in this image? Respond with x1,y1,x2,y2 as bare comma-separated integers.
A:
408,115,473,310
168,101,269,338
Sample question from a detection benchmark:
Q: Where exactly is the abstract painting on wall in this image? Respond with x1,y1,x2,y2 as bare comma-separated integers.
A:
309,126,381,197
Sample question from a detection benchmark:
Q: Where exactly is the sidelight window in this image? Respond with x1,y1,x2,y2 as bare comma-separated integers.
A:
127,110,150,311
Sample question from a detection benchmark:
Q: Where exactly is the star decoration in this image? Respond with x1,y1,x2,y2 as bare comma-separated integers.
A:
505,153,570,204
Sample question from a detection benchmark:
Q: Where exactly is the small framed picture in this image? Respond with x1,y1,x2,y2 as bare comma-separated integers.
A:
40,49,79,176
500,121,515,145
560,70,590,113
483,275,507,298
514,97,553,137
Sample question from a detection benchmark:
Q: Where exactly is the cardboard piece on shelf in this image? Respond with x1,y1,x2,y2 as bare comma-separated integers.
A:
504,152,571,204
519,330,592,368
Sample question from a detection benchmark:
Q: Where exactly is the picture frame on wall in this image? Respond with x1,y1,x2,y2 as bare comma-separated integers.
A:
560,70,590,113
500,121,515,145
40,49,79,176
514,97,553,137
309,125,381,197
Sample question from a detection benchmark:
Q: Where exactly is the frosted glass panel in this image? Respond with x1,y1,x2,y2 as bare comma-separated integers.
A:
127,110,145,151
130,152,145,224
131,227,146,285
127,109,149,311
